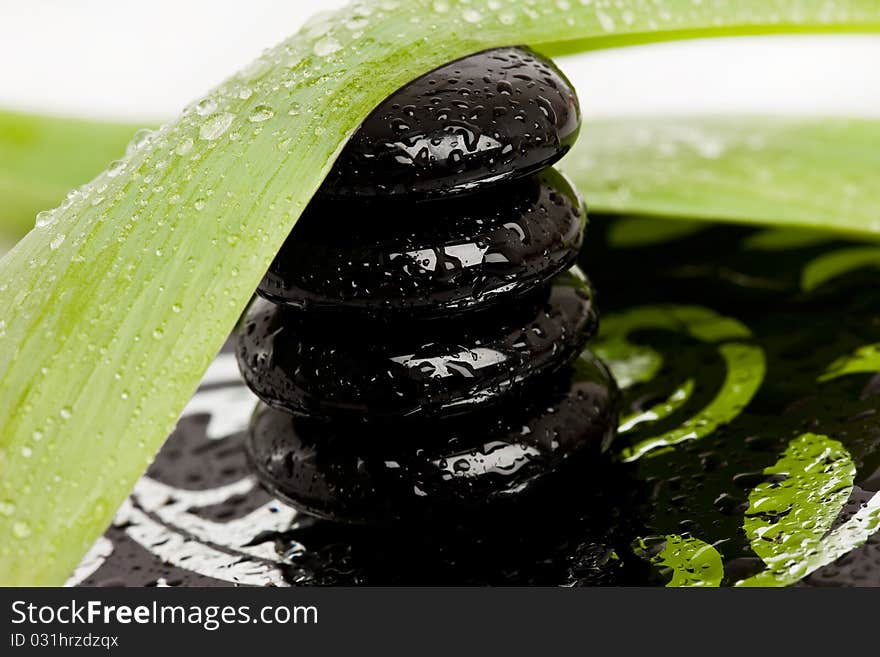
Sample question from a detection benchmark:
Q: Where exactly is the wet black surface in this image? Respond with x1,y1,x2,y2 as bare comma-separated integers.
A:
317,47,580,199
261,169,585,318
246,350,619,524
238,269,597,422
76,219,880,588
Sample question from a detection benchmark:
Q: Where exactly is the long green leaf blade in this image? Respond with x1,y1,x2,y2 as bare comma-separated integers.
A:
563,116,880,236
2,0,880,586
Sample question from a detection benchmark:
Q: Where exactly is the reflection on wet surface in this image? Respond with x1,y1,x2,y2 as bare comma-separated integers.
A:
74,218,880,587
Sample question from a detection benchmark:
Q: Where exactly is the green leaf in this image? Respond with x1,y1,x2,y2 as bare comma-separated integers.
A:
562,116,880,237
800,246,880,291
738,433,855,587
634,534,724,587
2,0,880,585
0,110,138,248
819,343,880,382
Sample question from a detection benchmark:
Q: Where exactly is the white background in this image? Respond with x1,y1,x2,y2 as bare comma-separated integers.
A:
0,0,878,122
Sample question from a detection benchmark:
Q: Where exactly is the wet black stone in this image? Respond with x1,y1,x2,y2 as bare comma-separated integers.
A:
317,46,580,199
246,351,619,524
238,268,597,422
261,169,586,318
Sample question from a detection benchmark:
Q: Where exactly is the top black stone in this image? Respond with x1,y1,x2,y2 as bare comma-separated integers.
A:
317,46,581,199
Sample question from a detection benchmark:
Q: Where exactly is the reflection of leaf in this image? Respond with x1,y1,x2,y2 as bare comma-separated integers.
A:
607,216,706,248
739,433,854,586
819,343,880,382
742,227,834,252
593,305,765,461
618,379,694,434
800,247,880,291
634,535,723,588
739,491,880,587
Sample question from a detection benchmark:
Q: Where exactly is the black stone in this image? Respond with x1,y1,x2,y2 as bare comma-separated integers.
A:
317,46,580,199
246,350,619,524
237,268,597,422
260,169,586,318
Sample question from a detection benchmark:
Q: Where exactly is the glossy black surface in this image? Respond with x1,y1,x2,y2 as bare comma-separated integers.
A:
247,350,619,524
261,170,585,318
317,46,580,199
238,268,597,422
81,221,880,587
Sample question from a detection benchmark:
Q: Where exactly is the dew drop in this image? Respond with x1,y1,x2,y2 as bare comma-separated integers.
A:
313,36,342,57
195,98,218,116
596,9,616,31
199,113,235,141
20,446,32,458
249,104,275,122
176,138,194,156
59,407,72,421
126,128,155,155
462,8,483,22
12,521,31,539
345,17,369,30
50,234,66,250
35,210,56,229
0,501,14,516
107,159,126,178
498,11,515,24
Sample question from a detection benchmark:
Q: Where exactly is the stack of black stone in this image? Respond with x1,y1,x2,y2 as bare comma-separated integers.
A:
237,47,619,526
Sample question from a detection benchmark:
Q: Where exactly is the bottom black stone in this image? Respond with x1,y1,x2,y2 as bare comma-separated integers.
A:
247,350,620,525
